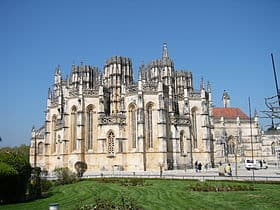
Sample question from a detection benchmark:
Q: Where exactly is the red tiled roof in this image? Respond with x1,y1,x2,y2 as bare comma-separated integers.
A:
212,107,249,119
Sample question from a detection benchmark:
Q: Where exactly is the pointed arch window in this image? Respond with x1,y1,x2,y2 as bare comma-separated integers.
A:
191,107,198,148
272,142,276,155
86,105,94,150
108,131,115,156
52,115,57,153
71,106,77,151
147,103,154,148
38,142,44,155
129,103,137,148
227,137,235,154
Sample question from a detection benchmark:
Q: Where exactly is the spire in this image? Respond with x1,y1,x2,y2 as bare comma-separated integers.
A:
200,77,204,90
207,81,211,92
162,42,169,59
31,126,36,138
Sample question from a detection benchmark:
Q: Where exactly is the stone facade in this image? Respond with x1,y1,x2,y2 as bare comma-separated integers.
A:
260,129,280,166
30,44,215,172
212,91,262,164
30,44,278,173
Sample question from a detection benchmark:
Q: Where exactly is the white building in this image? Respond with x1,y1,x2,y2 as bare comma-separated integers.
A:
30,44,214,172
30,44,272,173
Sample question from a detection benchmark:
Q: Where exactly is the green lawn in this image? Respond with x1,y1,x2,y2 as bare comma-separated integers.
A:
1,179,280,210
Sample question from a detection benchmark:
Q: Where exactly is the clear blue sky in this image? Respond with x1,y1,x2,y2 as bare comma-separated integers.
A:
1,0,280,147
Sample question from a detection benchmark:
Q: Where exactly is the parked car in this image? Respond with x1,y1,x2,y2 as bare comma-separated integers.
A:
245,159,268,170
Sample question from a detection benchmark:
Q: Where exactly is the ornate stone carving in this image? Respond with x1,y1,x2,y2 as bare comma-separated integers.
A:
170,116,191,126
98,114,126,125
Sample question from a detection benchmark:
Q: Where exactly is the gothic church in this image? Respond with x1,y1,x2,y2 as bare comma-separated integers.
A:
30,44,217,172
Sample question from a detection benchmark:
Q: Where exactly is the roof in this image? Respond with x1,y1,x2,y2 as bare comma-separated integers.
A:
212,107,249,119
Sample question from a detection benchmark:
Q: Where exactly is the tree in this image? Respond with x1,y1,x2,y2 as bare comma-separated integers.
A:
0,149,31,203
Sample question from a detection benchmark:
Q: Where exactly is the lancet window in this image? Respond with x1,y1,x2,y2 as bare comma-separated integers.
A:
86,105,94,150
52,115,57,153
129,103,137,148
147,103,154,148
71,106,77,151
227,137,235,154
38,142,44,155
191,107,198,148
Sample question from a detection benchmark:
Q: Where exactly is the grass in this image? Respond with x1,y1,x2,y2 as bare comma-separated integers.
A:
1,179,280,210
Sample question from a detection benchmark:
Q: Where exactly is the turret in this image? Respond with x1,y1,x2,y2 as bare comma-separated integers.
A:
254,109,259,125
162,42,169,59
104,56,133,114
222,90,230,108
54,66,62,85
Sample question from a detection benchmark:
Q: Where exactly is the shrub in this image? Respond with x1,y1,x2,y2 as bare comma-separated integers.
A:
74,161,88,177
28,167,42,200
188,182,255,192
96,178,121,183
77,191,142,210
41,179,53,196
53,167,77,185
120,178,146,187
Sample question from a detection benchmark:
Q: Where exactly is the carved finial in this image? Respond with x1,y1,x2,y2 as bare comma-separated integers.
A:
200,77,204,90
207,81,211,92
162,42,168,59
99,72,103,85
57,65,61,74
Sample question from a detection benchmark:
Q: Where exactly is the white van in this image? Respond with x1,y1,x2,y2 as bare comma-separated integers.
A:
245,159,268,170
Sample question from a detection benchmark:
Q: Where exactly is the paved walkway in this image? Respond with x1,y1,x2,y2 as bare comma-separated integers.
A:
81,164,280,181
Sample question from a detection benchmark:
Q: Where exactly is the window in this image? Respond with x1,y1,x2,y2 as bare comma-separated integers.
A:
86,105,94,150
52,115,57,153
71,106,77,151
272,142,276,155
191,107,198,148
227,137,235,154
38,142,44,155
129,103,137,148
147,103,154,148
108,131,115,156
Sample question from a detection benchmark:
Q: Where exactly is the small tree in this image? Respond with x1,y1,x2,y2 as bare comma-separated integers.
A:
53,167,77,185
74,161,87,177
